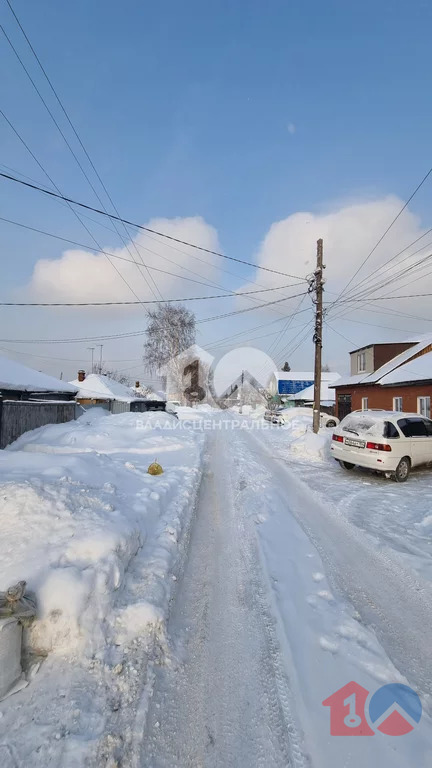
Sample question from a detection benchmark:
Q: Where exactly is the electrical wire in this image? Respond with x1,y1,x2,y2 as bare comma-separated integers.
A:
329,165,432,308
0,17,162,300
0,284,300,306
0,111,150,309
0,292,309,344
0,171,307,281
4,0,163,299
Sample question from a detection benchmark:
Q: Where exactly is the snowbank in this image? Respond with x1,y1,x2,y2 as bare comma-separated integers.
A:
0,410,205,764
1,410,203,655
266,411,333,462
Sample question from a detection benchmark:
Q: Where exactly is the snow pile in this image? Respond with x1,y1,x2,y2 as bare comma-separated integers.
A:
289,429,331,461
269,411,333,461
0,408,205,764
1,410,203,656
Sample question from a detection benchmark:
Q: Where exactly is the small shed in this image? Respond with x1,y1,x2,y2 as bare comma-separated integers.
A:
70,372,166,414
0,354,78,448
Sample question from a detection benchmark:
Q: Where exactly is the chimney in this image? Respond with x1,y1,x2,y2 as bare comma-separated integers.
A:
135,381,140,388
78,370,86,382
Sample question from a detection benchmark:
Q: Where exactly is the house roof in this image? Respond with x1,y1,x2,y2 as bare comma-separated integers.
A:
69,373,137,402
0,355,78,394
331,335,432,388
349,339,419,355
379,354,432,385
329,372,369,388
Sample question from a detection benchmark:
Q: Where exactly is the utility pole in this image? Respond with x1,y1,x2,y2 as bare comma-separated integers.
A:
239,369,244,415
87,346,95,374
312,239,325,434
97,344,103,374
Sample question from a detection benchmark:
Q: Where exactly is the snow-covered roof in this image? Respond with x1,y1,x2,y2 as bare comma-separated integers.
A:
379,354,432,385
69,374,136,402
0,355,78,394
361,337,432,384
330,336,432,388
130,385,164,401
285,377,340,403
328,372,368,388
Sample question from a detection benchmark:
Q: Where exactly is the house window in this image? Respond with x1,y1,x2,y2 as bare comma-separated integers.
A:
418,396,431,418
393,396,403,412
361,397,368,410
357,352,366,373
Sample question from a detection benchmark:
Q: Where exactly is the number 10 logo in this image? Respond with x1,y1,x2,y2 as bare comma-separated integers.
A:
322,681,422,736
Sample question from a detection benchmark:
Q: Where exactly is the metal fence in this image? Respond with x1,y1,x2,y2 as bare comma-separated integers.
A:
0,400,76,449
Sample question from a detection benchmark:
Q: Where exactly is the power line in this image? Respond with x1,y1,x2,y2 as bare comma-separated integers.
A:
197,292,308,324
0,111,150,310
338,228,432,301
324,321,357,346
0,159,298,311
0,292,309,344
0,171,307,281
328,166,432,309
0,284,300,306
0,15,162,300
3,0,163,301
327,290,432,303
0,215,305,308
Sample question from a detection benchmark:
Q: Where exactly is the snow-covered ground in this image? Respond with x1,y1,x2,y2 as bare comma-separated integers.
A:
0,408,204,766
142,410,432,767
259,412,432,582
1,405,432,767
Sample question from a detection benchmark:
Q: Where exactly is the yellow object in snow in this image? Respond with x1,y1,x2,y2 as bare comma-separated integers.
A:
148,462,163,475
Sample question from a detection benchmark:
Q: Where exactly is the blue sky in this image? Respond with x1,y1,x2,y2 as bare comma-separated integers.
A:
1,0,432,381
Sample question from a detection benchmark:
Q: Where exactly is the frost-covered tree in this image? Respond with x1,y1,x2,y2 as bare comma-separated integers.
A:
143,304,196,392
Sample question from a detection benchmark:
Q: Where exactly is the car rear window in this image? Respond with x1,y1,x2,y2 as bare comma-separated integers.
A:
341,414,385,437
397,418,428,437
384,421,400,438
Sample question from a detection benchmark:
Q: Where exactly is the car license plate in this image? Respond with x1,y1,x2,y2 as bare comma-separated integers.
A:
344,438,365,448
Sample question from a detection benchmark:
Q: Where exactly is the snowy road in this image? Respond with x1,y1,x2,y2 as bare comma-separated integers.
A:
141,427,304,768
141,414,432,767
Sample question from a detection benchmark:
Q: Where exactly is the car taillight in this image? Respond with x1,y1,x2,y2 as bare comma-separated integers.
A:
366,441,392,452
332,434,344,443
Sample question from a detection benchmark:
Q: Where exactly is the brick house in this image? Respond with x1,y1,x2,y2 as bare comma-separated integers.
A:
330,337,432,420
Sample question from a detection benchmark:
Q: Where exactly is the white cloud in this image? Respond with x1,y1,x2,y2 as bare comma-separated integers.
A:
11,198,432,380
24,216,222,306
251,197,426,292
239,198,432,371
287,122,296,135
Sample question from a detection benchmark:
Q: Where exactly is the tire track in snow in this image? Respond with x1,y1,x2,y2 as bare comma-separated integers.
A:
140,428,305,767
243,428,432,700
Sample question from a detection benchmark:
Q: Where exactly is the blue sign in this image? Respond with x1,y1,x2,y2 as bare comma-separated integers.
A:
278,379,314,395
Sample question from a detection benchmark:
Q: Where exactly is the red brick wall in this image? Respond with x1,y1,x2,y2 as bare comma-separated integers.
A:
335,383,432,418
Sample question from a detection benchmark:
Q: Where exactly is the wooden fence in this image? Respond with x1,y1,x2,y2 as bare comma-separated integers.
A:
0,400,76,449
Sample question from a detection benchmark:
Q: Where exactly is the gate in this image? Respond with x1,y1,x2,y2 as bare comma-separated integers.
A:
337,394,352,421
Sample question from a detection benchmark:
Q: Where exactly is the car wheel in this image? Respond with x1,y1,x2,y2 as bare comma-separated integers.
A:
340,460,355,470
393,456,411,483
326,420,337,428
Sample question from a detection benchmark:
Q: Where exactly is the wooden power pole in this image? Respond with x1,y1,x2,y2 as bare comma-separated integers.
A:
313,239,325,434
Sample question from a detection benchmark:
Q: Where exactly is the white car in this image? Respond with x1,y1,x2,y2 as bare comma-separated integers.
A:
331,410,432,482
271,406,339,428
